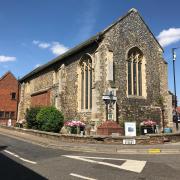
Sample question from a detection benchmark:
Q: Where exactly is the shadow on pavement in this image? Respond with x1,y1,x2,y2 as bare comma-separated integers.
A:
0,145,7,151
0,152,47,180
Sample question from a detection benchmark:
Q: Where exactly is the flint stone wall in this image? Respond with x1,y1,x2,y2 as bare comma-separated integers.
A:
18,9,170,129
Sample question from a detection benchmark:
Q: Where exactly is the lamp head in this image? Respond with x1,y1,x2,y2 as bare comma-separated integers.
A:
172,48,176,61
173,51,176,61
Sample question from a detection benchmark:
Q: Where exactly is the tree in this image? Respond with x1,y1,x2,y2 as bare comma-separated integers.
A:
36,106,64,133
25,107,41,129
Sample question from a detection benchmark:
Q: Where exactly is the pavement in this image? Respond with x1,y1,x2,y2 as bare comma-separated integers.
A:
0,127,180,155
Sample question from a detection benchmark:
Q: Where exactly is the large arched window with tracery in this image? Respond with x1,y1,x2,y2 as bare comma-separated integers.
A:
80,55,92,110
127,47,143,96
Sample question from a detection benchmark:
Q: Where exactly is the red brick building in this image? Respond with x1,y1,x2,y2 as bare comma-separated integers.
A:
0,72,19,126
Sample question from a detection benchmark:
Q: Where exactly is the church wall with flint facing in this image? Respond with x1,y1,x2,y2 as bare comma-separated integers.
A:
18,8,172,131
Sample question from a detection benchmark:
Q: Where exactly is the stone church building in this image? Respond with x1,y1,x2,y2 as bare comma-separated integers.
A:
18,8,172,131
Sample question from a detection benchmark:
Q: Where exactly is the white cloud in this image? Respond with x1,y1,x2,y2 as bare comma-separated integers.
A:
157,28,180,47
38,42,50,49
0,55,16,62
32,40,69,56
50,42,69,56
32,40,40,45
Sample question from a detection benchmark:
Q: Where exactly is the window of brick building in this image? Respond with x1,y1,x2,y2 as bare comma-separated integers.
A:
10,112,15,119
5,112,10,118
0,112,15,119
11,92,16,100
0,111,4,118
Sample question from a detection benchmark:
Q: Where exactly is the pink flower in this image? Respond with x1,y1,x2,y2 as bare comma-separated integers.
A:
142,120,157,126
64,120,85,127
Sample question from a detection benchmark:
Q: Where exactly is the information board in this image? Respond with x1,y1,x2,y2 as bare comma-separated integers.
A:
125,122,136,136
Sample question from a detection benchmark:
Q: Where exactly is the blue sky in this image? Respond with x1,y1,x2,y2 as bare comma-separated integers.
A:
1,0,180,101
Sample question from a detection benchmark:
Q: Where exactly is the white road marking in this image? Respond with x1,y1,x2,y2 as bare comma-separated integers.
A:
119,159,146,173
70,173,97,180
63,155,146,173
3,150,37,164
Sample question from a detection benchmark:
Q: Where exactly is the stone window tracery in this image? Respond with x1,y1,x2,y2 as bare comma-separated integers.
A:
127,47,143,96
80,56,92,110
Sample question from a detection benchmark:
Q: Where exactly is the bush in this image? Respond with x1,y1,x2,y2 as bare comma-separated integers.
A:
25,107,41,129
36,106,64,133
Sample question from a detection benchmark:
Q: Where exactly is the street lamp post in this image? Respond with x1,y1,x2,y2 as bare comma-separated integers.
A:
172,47,180,130
102,90,117,121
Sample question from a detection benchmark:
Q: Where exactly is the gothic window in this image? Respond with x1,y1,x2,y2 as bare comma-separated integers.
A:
127,47,143,96
138,61,142,96
81,65,84,109
85,66,88,109
90,67,92,108
80,56,92,110
128,60,132,95
133,60,137,95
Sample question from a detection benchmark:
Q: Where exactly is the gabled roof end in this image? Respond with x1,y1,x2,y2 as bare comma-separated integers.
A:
0,71,17,81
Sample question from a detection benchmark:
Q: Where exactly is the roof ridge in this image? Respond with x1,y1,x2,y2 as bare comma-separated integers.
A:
0,71,17,81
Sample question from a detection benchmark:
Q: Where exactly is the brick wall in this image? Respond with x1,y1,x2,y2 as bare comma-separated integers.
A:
0,72,19,125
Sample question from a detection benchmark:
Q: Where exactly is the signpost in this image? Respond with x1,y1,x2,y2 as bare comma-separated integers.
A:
125,122,136,136
123,122,136,145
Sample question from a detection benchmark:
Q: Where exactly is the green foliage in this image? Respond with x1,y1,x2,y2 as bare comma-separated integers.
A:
70,126,78,134
25,107,41,129
36,106,64,133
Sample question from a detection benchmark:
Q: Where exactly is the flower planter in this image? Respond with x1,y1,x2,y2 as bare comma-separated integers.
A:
140,119,158,135
64,120,85,135
141,125,156,135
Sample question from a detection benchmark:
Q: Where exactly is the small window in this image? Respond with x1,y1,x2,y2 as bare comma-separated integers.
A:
0,111,4,118
11,92,16,100
5,112,10,119
10,112,15,119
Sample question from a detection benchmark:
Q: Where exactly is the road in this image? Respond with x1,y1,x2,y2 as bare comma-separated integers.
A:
0,134,180,180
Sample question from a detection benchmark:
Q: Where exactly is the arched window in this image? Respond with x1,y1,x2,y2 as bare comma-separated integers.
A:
80,55,92,110
127,47,143,96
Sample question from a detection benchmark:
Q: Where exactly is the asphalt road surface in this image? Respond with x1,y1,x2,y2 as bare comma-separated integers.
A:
0,134,180,180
